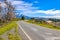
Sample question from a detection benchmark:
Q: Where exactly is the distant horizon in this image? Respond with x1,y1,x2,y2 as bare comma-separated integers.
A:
16,14,60,19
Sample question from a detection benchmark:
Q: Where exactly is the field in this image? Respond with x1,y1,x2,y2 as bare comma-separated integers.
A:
27,20,60,30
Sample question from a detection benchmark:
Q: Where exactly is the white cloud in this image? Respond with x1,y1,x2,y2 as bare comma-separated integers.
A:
12,1,24,5
1,3,7,8
0,2,7,8
10,0,60,18
38,16,60,19
7,0,14,2
35,9,60,15
13,1,38,15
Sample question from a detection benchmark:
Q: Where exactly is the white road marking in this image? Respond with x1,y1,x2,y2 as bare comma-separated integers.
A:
18,23,32,40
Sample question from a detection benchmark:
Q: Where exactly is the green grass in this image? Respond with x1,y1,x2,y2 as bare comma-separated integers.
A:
0,21,22,40
27,20,60,30
39,23,60,30
0,37,4,40
15,24,22,40
12,18,21,21
0,21,17,35
8,33,22,40
8,34,15,40
8,24,22,40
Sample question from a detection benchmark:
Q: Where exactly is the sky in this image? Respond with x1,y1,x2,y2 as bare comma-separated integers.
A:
0,0,60,18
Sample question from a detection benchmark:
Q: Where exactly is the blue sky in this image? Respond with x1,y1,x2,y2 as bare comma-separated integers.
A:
23,0,60,10
0,0,60,18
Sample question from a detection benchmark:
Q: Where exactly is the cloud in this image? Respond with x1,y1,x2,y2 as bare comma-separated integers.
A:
7,0,14,2
38,16,60,19
11,0,60,18
12,1,24,5
35,9,60,15
12,1,39,16
0,0,60,18
0,2,7,8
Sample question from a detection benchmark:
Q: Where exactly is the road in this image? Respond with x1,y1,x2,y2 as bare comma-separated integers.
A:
17,21,60,40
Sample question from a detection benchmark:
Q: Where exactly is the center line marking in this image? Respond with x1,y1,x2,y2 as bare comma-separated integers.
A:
18,23,32,40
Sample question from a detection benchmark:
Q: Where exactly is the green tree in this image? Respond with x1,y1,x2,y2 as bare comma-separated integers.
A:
0,3,3,24
21,16,25,20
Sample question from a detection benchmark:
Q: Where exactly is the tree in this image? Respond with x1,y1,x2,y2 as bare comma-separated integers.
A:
30,18,35,20
21,16,25,20
4,0,16,21
0,0,16,23
0,3,3,23
0,3,2,20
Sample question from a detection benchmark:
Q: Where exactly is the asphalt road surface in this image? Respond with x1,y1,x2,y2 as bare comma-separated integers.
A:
17,21,60,40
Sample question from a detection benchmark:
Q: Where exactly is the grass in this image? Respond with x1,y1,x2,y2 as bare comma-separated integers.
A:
8,33,21,40
8,24,22,40
27,20,60,30
12,18,21,21
0,21,22,40
8,34,15,40
38,23,60,30
0,37,4,40
15,24,22,40
0,21,17,35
